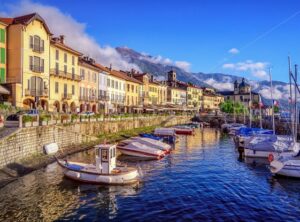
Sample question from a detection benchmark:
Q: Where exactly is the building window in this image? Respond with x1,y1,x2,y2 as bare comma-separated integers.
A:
64,53,67,63
0,48,5,64
30,35,44,52
64,65,67,74
107,79,110,87
93,73,97,83
55,63,59,74
29,56,44,72
72,67,75,75
55,82,59,93
0,29,5,43
72,56,75,65
55,50,59,60
80,69,85,80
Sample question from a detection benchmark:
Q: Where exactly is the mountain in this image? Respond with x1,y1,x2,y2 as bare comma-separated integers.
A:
116,47,290,108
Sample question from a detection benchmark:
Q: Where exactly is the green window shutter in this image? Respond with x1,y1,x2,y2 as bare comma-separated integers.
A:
0,68,5,83
0,29,5,43
0,48,5,64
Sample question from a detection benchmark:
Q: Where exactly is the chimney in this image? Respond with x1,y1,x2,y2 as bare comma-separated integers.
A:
109,64,112,71
151,75,154,82
59,35,65,44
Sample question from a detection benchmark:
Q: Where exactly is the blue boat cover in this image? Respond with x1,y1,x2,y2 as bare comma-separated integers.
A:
236,127,273,136
67,163,84,171
139,133,162,141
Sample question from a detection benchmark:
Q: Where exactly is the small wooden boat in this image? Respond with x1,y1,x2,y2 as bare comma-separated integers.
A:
129,137,171,153
117,141,165,160
56,144,139,185
154,128,177,143
174,125,194,135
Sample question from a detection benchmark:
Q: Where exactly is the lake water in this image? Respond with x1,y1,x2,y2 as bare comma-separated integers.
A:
1,128,300,221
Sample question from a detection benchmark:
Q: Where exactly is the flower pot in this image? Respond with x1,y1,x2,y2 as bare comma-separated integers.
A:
24,122,32,127
32,122,39,127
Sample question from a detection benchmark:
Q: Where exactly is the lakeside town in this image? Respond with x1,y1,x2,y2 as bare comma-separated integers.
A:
1,5,300,222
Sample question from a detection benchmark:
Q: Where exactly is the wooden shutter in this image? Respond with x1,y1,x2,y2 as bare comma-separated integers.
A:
41,59,44,72
0,48,4,64
41,40,44,52
29,56,33,70
30,36,33,48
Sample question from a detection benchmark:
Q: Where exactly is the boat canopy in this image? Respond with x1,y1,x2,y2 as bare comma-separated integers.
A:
236,127,273,136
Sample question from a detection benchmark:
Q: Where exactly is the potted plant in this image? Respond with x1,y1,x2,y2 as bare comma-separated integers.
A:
61,114,70,124
39,114,51,126
71,114,79,123
32,115,39,126
23,115,33,127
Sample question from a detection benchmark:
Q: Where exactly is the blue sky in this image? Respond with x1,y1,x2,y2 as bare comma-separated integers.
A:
1,0,300,82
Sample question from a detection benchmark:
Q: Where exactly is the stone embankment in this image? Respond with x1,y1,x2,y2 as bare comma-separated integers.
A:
0,115,191,188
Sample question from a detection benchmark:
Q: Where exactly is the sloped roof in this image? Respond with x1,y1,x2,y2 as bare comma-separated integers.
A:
110,70,142,84
0,13,52,35
50,38,82,56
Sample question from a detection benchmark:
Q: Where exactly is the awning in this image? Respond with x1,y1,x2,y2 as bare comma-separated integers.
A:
0,85,10,94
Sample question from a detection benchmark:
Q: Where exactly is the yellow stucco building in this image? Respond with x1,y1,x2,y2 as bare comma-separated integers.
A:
202,88,224,111
158,83,167,106
187,85,203,111
78,57,100,113
49,36,82,113
117,71,143,113
2,13,51,110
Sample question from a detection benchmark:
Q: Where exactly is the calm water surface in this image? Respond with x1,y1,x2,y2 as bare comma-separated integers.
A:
1,128,300,221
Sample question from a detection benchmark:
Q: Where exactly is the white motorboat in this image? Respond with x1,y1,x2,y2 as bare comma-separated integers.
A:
56,144,139,185
130,137,171,153
269,143,300,177
154,128,177,143
117,141,165,160
244,134,292,158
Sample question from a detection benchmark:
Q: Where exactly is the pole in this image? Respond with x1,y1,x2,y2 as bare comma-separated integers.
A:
269,68,275,135
259,95,262,129
249,89,252,128
295,65,298,142
288,56,294,139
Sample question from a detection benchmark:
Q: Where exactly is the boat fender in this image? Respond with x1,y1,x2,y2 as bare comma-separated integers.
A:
268,153,274,162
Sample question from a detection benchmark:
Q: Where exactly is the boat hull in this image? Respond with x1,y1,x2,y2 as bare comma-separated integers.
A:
117,147,164,160
244,148,274,158
63,169,139,185
175,129,194,135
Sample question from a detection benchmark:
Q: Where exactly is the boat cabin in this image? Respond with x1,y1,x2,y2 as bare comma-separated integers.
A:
95,144,117,174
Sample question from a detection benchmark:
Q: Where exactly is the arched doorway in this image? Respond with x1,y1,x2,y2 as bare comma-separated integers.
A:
70,102,76,113
38,99,48,111
62,102,69,113
86,104,91,112
53,101,60,112
23,98,35,109
92,104,97,113
80,104,85,113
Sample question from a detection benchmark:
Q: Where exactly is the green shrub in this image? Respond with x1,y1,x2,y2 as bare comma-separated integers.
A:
40,114,51,122
71,114,79,120
23,115,33,123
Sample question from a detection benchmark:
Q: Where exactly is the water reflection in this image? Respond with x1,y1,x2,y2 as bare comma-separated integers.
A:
1,128,300,221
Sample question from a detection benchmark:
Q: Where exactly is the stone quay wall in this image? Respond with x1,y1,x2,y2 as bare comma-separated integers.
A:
0,115,191,168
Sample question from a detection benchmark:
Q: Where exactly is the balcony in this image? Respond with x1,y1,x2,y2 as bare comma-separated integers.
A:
30,65,44,73
62,93,72,100
88,96,96,102
98,95,109,101
79,95,88,101
25,89,48,97
50,69,81,81
31,44,44,53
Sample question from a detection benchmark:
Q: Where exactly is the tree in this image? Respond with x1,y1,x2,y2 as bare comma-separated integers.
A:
220,100,248,115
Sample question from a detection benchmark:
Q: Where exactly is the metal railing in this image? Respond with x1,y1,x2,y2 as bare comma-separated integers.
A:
62,93,72,100
25,89,48,97
50,69,81,81
30,65,44,73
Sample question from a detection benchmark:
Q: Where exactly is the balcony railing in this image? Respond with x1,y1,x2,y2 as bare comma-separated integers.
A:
98,95,109,101
62,93,72,100
31,44,44,53
50,69,81,81
25,89,48,97
30,65,44,73
79,95,88,101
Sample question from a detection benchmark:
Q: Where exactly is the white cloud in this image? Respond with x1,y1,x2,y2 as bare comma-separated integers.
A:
174,61,191,72
204,78,233,91
228,48,239,54
1,0,140,71
140,54,191,72
222,60,269,80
